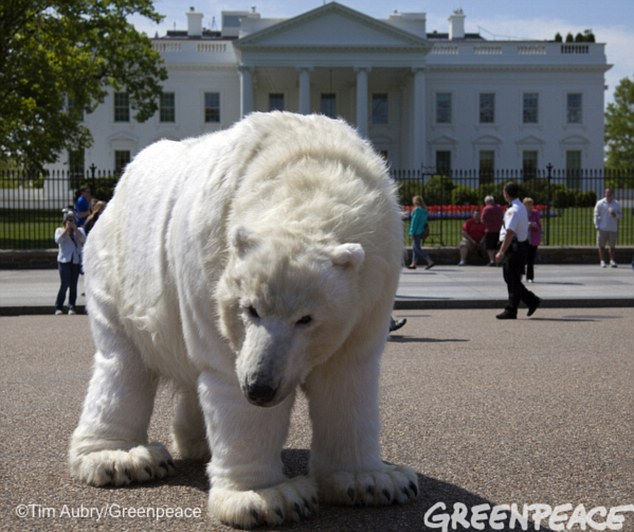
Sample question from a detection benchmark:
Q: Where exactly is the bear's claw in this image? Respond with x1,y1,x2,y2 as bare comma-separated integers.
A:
317,463,419,506
69,442,175,487
209,475,318,528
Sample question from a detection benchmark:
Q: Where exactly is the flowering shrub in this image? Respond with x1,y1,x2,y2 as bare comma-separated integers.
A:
401,204,556,219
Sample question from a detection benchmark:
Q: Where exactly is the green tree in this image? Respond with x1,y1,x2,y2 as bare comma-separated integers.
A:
0,1,167,172
605,77,634,170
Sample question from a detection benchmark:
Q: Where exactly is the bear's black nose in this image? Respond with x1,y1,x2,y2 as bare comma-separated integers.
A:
245,382,278,405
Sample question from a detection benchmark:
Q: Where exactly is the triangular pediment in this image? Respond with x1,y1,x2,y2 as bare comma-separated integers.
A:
473,135,502,145
236,2,429,50
560,135,589,146
516,135,545,145
430,135,458,145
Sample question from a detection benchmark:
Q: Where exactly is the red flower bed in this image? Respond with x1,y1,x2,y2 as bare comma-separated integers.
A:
402,204,552,219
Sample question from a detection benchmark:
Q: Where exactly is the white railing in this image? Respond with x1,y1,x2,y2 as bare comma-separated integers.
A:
473,45,502,55
197,43,227,53
560,44,589,54
517,44,547,55
430,44,459,55
152,42,182,53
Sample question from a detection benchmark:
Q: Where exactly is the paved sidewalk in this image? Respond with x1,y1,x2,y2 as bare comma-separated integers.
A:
1,263,633,315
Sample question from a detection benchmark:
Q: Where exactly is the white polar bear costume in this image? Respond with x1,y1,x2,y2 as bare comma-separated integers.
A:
69,111,418,527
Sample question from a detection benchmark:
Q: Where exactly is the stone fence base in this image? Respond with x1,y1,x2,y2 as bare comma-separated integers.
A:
2,246,633,269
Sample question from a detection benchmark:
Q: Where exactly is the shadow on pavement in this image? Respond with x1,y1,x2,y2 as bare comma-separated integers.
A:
388,336,469,343
278,449,552,531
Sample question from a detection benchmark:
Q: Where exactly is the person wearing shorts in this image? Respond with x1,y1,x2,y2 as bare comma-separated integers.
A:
593,188,621,268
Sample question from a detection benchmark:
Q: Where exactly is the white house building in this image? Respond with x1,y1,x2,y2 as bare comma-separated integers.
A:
68,3,611,179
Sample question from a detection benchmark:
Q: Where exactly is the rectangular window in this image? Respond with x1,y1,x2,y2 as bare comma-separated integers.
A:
159,92,175,122
114,150,131,175
436,151,451,175
204,92,220,123
268,93,284,112
479,150,495,184
522,150,538,180
523,93,538,124
566,150,582,187
114,92,130,122
371,93,388,124
436,93,452,124
320,93,336,118
479,93,495,123
567,93,582,123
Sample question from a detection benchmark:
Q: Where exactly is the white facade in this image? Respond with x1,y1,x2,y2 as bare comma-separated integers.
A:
66,3,611,176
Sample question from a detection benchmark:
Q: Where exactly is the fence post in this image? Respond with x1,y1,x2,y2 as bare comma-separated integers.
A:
546,162,552,246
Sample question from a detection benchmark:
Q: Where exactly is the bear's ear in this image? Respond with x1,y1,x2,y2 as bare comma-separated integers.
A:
330,243,365,270
230,226,257,256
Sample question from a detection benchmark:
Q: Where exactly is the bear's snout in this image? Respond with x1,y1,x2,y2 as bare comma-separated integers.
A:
245,381,277,406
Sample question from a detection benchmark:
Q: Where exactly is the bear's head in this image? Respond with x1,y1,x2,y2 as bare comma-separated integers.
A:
216,227,365,407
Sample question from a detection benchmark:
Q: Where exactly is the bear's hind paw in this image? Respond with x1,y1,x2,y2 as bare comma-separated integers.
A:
70,442,175,487
317,463,419,506
209,475,318,528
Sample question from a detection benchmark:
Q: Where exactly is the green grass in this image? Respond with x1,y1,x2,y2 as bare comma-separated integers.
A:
1,207,632,249
404,207,634,247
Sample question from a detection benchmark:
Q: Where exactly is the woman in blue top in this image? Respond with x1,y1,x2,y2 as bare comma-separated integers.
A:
54,211,86,314
407,195,435,270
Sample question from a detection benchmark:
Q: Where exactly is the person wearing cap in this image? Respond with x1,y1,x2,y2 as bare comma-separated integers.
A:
54,211,86,315
495,182,541,320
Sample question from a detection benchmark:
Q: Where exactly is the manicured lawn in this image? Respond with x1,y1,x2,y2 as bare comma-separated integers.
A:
1,206,632,249
405,207,633,247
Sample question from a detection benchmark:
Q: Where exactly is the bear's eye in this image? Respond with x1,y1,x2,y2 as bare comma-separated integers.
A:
247,305,260,319
296,315,312,326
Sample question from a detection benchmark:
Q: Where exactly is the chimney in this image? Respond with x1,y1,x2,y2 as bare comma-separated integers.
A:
448,8,465,40
187,7,203,37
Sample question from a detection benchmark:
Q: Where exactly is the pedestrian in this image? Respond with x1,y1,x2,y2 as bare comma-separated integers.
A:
84,199,106,235
389,316,407,333
54,211,86,315
523,197,542,282
458,208,486,265
481,195,504,266
406,195,435,270
495,182,541,319
74,184,92,227
593,188,621,268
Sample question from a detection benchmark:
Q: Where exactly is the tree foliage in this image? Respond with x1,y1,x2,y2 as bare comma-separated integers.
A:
0,0,167,171
605,77,634,170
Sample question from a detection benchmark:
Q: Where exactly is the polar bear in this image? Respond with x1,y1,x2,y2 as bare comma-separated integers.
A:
69,111,418,527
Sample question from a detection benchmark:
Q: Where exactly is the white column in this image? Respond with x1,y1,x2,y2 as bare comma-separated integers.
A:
239,66,253,118
298,68,311,115
411,67,426,168
355,67,369,138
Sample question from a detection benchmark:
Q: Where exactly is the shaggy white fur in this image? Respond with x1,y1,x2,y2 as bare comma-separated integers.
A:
69,111,418,528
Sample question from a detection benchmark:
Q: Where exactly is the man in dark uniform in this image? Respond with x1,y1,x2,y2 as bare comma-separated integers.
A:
495,182,541,319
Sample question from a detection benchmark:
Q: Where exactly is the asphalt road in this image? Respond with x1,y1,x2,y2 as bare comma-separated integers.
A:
1,310,632,531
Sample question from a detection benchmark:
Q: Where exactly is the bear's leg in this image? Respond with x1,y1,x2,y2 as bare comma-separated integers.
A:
198,371,318,528
171,387,210,460
69,317,174,486
303,315,419,506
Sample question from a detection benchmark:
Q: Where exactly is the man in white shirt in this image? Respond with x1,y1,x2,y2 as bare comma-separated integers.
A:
593,188,621,268
495,182,541,319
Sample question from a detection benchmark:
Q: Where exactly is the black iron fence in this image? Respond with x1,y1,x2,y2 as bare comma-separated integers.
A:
391,166,634,247
1,166,633,249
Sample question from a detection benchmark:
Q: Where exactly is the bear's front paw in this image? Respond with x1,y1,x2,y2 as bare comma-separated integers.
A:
317,463,419,506
208,476,318,528
70,442,175,486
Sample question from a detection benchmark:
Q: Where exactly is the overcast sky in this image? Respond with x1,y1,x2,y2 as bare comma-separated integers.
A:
128,1,634,107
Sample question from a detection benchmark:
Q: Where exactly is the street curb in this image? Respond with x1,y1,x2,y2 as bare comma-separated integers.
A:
394,298,634,310
3,299,634,316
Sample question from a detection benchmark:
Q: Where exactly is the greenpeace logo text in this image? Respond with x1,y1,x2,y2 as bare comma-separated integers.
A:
423,502,634,531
